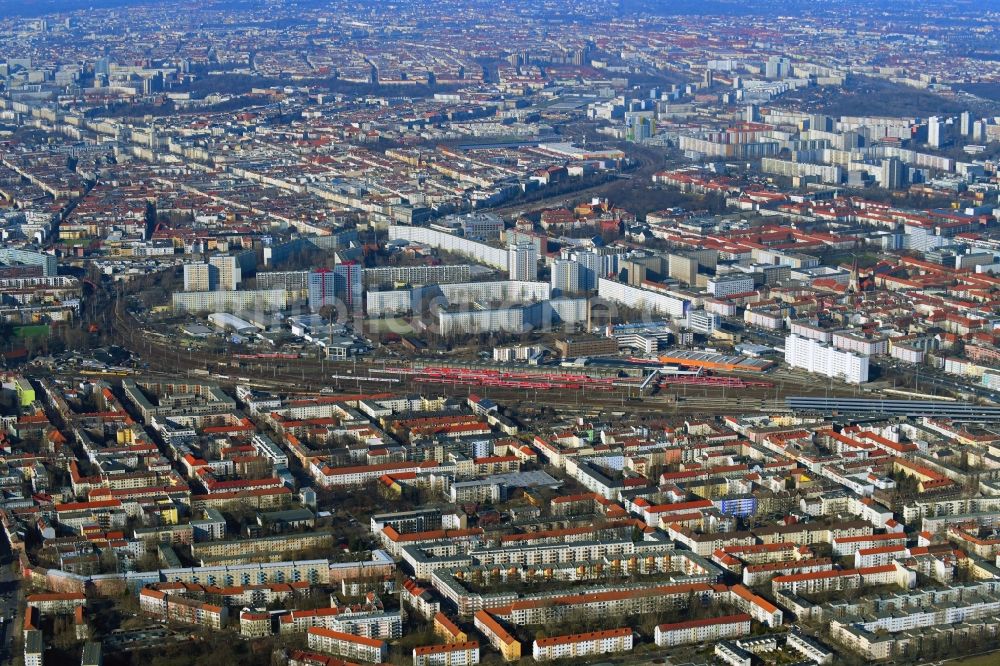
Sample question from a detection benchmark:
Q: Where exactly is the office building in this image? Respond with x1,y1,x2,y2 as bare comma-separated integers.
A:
686,309,720,335
553,337,618,358
460,212,504,240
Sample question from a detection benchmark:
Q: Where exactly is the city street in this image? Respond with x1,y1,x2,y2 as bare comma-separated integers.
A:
0,532,22,664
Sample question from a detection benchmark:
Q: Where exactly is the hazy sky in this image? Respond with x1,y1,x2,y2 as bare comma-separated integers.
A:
4,0,1000,20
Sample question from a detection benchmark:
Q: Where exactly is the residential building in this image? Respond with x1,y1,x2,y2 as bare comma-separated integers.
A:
413,641,480,666
784,334,869,384
533,628,633,661
707,274,754,298
550,260,581,295
306,627,387,663
508,242,538,281
655,614,752,647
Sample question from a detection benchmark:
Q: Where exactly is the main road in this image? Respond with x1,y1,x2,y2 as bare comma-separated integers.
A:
0,532,22,664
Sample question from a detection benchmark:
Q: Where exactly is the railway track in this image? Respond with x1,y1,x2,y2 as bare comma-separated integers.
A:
100,288,857,415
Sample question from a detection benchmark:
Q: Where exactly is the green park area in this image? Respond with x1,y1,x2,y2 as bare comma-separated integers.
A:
13,324,50,339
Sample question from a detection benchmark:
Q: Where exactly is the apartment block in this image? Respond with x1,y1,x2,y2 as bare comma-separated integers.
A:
533,628,633,661
784,334,869,384
413,641,480,666
306,627,387,663
654,614,751,647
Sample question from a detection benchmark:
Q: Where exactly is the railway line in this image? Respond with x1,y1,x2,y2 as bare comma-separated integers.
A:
96,284,861,416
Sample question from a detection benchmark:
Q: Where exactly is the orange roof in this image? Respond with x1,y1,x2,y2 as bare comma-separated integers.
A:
657,613,751,632
535,628,632,647
773,569,858,583
382,525,483,542
306,627,385,648
23,606,39,631
833,533,906,544
27,592,86,602
413,641,479,656
858,544,907,556
474,611,517,645
434,612,463,638
729,584,778,614
55,499,122,512
507,583,711,611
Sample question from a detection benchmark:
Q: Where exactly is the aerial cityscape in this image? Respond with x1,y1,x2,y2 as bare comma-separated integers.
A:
1,0,1000,665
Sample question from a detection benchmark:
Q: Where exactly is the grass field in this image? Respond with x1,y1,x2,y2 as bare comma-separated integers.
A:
13,324,50,339
949,651,1000,665
364,318,415,335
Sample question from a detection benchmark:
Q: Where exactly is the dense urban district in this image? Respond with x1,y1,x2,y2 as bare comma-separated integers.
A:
2,1,1000,665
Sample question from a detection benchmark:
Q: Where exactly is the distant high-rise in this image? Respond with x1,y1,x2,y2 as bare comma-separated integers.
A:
880,157,905,190
209,255,241,291
972,120,986,143
629,117,654,141
745,104,760,123
183,263,211,292
550,260,580,296
668,253,699,286
310,264,362,314
308,269,336,312
810,114,831,132
765,56,790,79
333,262,363,314
507,242,538,281
183,257,241,292
960,111,972,137
95,57,110,78
142,71,164,95
840,130,865,151
575,251,601,291
927,116,944,148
